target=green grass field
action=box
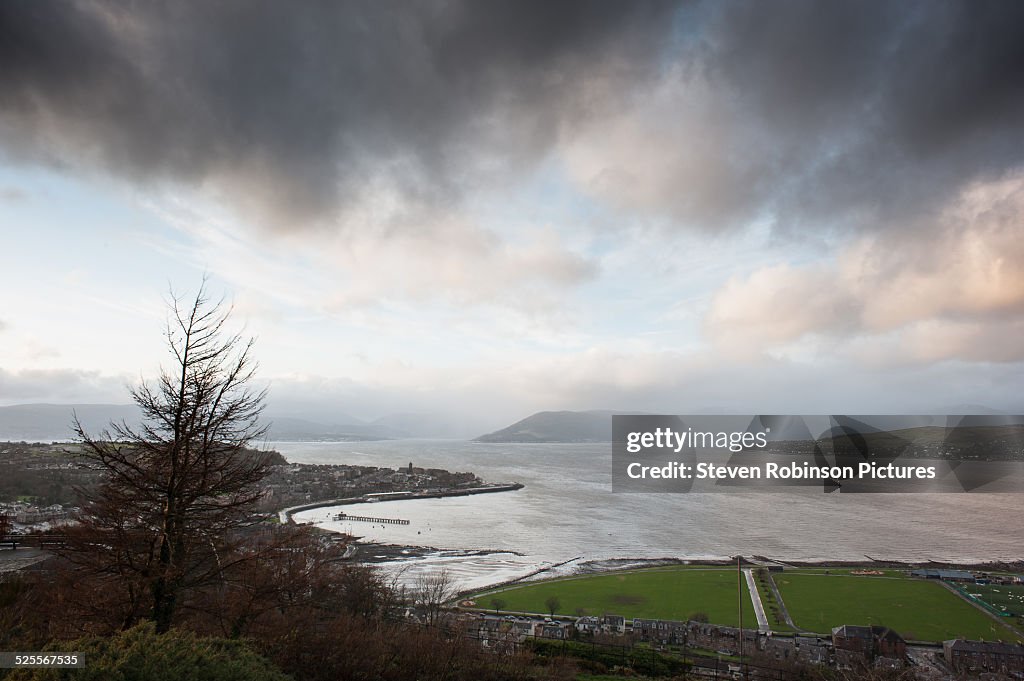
[752,570,794,632]
[962,583,1024,617]
[472,568,754,626]
[775,573,1022,642]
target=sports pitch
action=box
[774,573,1022,642]
[473,567,754,626]
[962,583,1024,618]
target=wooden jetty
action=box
[332,512,409,525]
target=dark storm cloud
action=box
[1,0,1022,234]
[697,0,1024,232]
[0,0,676,228]
[561,1,1024,234]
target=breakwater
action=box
[279,482,524,523]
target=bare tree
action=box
[67,282,275,633]
[413,569,456,626]
[545,595,560,617]
[490,597,506,615]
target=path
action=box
[743,568,770,632]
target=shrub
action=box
[6,622,290,681]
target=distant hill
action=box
[474,410,621,443]
[811,415,1024,441]
[474,411,1024,445]
[817,422,1024,457]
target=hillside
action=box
[818,422,1024,460]
[474,410,619,443]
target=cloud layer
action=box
[564,0,1024,233]
[3,1,1022,237]
[706,172,1024,362]
[2,1,1023,418]
[0,0,674,230]
[0,367,130,404]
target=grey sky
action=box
[1,1,1022,427]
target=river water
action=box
[278,440,1024,589]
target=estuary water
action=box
[279,440,1024,589]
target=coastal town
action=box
[3,439,1023,679]
[452,563,1024,680]
[454,603,1024,679]
[0,441,494,536]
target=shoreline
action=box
[574,555,1024,572]
[455,555,1024,600]
[334,543,1024,574]
[341,543,1024,586]
[289,496,1024,577]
